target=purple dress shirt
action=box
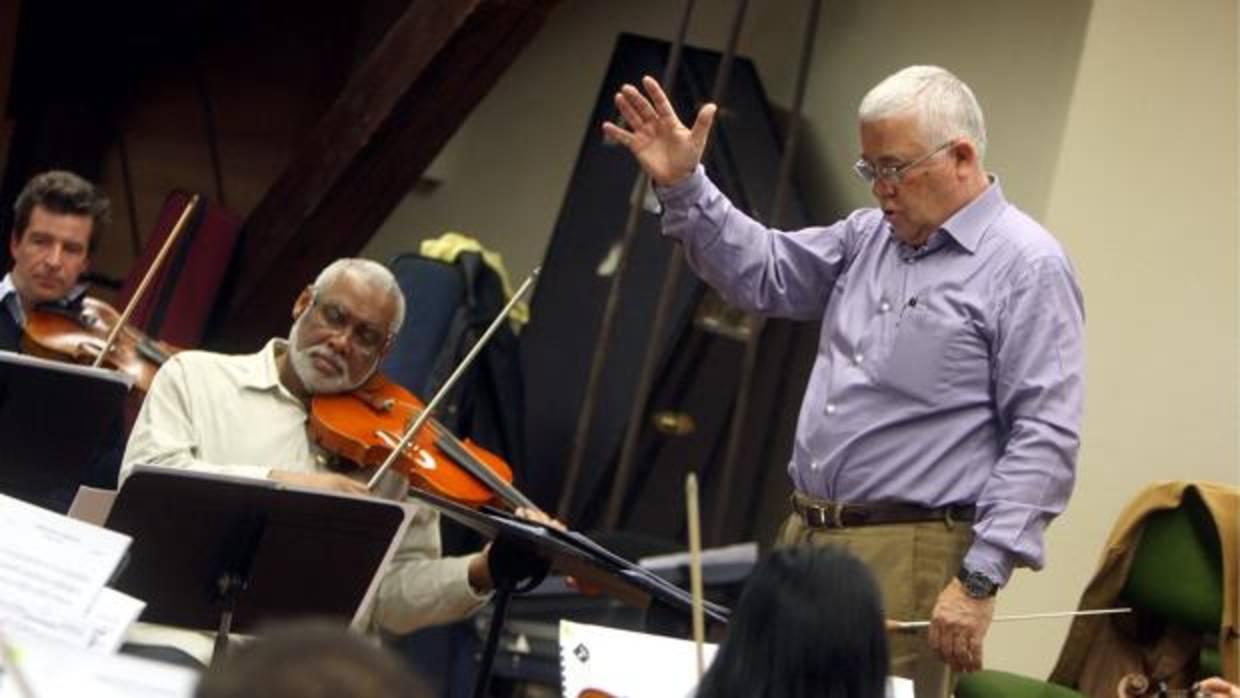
[658,167,1084,585]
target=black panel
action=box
[522,34,817,541]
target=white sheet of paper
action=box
[560,620,716,698]
[560,620,916,698]
[83,588,146,653]
[0,637,196,698]
[0,493,130,615]
[889,676,914,698]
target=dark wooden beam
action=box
[207,0,560,350]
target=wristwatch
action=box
[957,567,999,599]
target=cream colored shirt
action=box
[121,339,487,662]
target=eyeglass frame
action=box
[853,139,957,185]
[305,290,394,358]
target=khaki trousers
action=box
[776,509,974,698]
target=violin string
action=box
[384,401,531,508]
[405,407,530,508]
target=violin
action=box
[17,193,200,393]
[310,373,536,509]
[22,296,180,392]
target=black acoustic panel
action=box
[522,33,814,532]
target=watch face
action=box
[959,569,997,598]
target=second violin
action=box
[22,296,180,392]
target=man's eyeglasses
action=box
[853,140,955,185]
[308,296,390,356]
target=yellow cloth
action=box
[419,232,530,326]
[1049,480,1239,690]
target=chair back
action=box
[1120,487,1223,634]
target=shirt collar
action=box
[245,338,291,394]
[0,274,23,326]
[938,175,1008,254]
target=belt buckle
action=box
[805,503,844,528]
[831,504,845,528]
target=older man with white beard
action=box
[120,258,526,666]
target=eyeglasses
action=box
[308,295,391,356]
[853,140,955,185]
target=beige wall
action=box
[367,0,1240,679]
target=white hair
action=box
[858,65,987,160]
[312,258,406,335]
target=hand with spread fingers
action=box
[928,578,994,673]
[601,74,717,187]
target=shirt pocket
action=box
[878,307,971,403]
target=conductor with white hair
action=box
[604,66,1085,696]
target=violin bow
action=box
[366,267,539,498]
[91,194,201,369]
[685,472,706,679]
[885,606,1132,632]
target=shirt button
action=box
[879,301,891,313]
[825,402,837,415]
[853,353,864,365]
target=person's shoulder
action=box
[160,346,269,386]
[825,206,886,249]
[990,204,1070,265]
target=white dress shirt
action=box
[121,339,488,662]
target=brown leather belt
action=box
[791,492,975,529]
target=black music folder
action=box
[0,351,131,512]
[406,488,730,625]
[106,466,411,637]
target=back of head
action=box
[858,65,988,160]
[194,620,429,698]
[696,546,889,698]
[12,170,110,250]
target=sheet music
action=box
[0,350,134,389]
[82,588,146,653]
[559,620,914,698]
[0,492,142,656]
[560,620,717,698]
[0,493,130,615]
[0,637,196,698]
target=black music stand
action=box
[405,488,730,698]
[105,466,411,661]
[0,351,131,512]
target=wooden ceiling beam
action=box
[208,0,559,350]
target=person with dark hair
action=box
[194,619,431,698]
[1,170,121,507]
[0,169,110,351]
[696,545,889,698]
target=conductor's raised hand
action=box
[601,75,717,187]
